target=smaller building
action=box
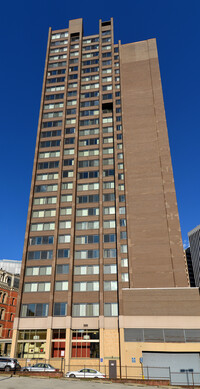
[188,225,200,286]
[0,259,21,275]
[0,270,19,356]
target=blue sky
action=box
[1,0,199,259]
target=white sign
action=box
[61,350,65,357]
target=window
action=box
[32,209,56,218]
[74,265,99,275]
[121,244,128,253]
[66,108,76,115]
[65,127,75,134]
[25,266,52,276]
[72,304,99,317]
[104,303,118,316]
[119,207,126,214]
[39,138,61,147]
[27,250,53,260]
[79,118,99,127]
[46,85,65,92]
[47,69,66,75]
[79,138,99,146]
[122,273,129,282]
[118,173,124,180]
[81,83,99,90]
[33,196,57,205]
[63,148,74,156]
[102,85,112,91]
[53,302,67,316]
[119,184,125,191]
[103,147,113,154]
[63,158,74,166]
[67,99,77,106]
[40,129,61,137]
[78,159,99,167]
[79,149,99,157]
[82,66,99,74]
[35,184,58,193]
[80,91,99,99]
[120,231,127,239]
[104,281,117,291]
[103,169,114,177]
[79,128,99,136]
[77,183,99,191]
[80,109,99,116]
[103,158,114,165]
[78,171,99,179]
[38,161,59,170]
[61,182,73,190]
[55,281,68,291]
[104,264,117,274]
[24,282,51,292]
[103,206,115,215]
[103,181,115,190]
[119,195,125,202]
[73,281,99,292]
[75,250,99,259]
[60,207,72,216]
[76,221,99,230]
[51,32,68,39]
[30,222,55,232]
[48,61,66,68]
[120,218,126,226]
[103,234,116,243]
[71,329,99,358]
[56,264,69,274]
[58,234,71,243]
[75,235,99,244]
[118,163,124,169]
[29,235,54,246]
[77,194,99,204]
[103,220,116,228]
[76,209,99,217]
[103,136,113,143]
[59,221,71,229]
[102,60,112,66]
[61,194,73,202]
[57,249,70,258]
[103,193,115,202]
[20,304,48,317]
[50,40,68,47]
[104,249,117,258]
[81,75,99,82]
[121,258,128,267]
[44,102,64,110]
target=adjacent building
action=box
[188,225,200,287]
[10,18,200,379]
[0,259,22,275]
[185,247,196,287]
[0,270,19,355]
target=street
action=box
[0,376,169,389]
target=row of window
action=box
[25,263,128,277]
[23,279,130,293]
[20,302,118,318]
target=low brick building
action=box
[0,269,19,355]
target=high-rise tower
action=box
[12,19,200,378]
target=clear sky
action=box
[1,0,199,260]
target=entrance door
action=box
[109,360,117,379]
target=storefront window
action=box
[17,330,47,358]
[71,329,99,358]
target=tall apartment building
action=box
[11,18,200,377]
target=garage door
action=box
[142,352,200,385]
